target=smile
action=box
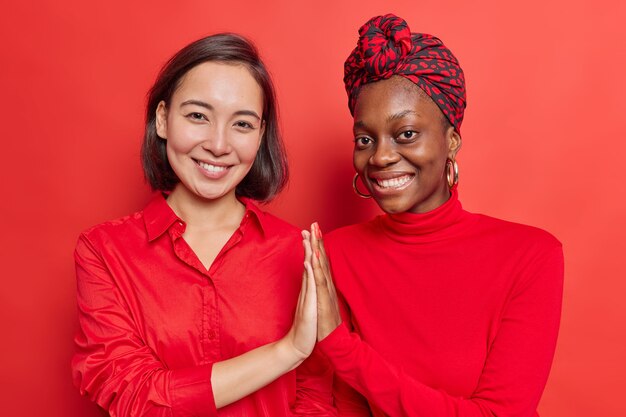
[372,174,414,190]
[193,158,231,179]
[196,160,228,173]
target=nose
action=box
[202,126,231,157]
[369,138,400,167]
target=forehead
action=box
[354,76,442,122]
[173,62,263,108]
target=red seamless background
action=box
[1,1,625,416]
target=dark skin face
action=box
[352,76,462,214]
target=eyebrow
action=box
[387,109,419,122]
[180,99,261,120]
[353,120,367,130]
[353,110,420,130]
[180,99,213,110]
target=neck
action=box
[166,184,245,231]
[380,187,466,243]
[408,184,452,215]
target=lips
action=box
[193,158,231,178]
[368,172,415,191]
[375,175,413,188]
[195,160,228,173]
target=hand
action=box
[279,236,318,368]
[305,222,342,341]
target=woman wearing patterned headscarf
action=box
[303,14,563,416]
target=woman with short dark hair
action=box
[72,33,333,416]
[141,34,287,200]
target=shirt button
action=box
[208,330,216,339]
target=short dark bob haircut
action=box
[141,33,288,202]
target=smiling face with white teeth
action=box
[156,61,264,203]
[352,76,461,214]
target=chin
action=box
[186,183,231,201]
[374,197,411,214]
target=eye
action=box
[186,112,207,121]
[397,130,417,141]
[354,137,373,149]
[234,120,254,130]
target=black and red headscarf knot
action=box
[344,14,467,134]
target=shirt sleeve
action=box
[329,290,373,416]
[333,375,372,416]
[318,244,564,417]
[291,347,338,415]
[71,234,217,417]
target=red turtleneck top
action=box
[317,190,563,417]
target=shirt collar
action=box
[238,197,267,237]
[143,193,266,242]
[143,192,180,242]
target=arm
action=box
[290,347,337,415]
[333,377,373,417]
[289,232,338,416]
[308,226,564,417]
[72,234,318,417]
[302,225,371,416]
[330,293,372,417]
[212,244,318,409]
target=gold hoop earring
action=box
[353,173,372,199]
[446,159,459,189]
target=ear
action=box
[446,126,462,159]
[155,100,168,139]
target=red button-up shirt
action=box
[72,194,335,416]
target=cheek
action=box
[165,137,194,160]
[234,135,262,163]
[165,143,186,177]
[410,139,447,167]
[353,151,368,172]
[166,118,207,153]
[164,128,200,169]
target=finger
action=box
[309,222,320,251]
[309,224,340,307]
[311,256,334,309]
[307,237,327,288]
[295,264,308,317]
[310,236,333,295]
[305,261,317,297]
[309,256,327,292]
[308,224,323,270]
[303,261,317,319]
[308,224,337,306]
[313,222,328,257]
[301,231,312,265]
[311,223,331,272]
[297,233,313,314]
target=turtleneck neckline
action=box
[377,188,471,244]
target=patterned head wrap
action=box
[344,14,466,134]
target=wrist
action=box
[275,336,307,371]
[319,319,342,341]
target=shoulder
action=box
[473,213,562,251]
[257,210,300,236]
[244,200,300,243]
[468,213,564,275]
[471,213,564,297]
[325,218,379,250]
[243,203,304,265]
[76,210,145,253]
